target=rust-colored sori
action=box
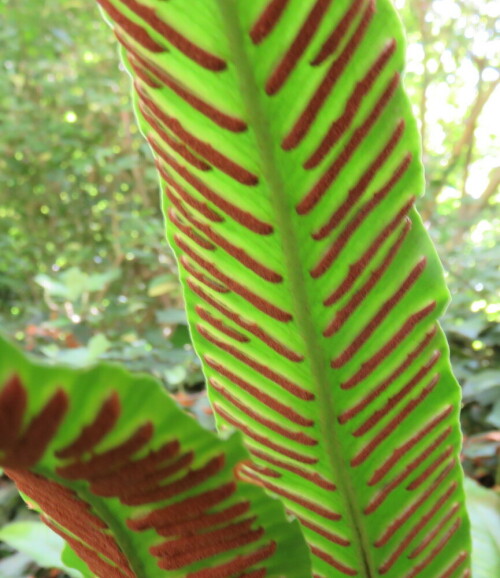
[0,375,275,577]
[2,0,472,576]
[92,0,470,576]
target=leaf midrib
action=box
[215,1,375,576]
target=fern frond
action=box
[94,1,471,576]
[0,337,311,577]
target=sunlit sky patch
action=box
[396,0,499,206]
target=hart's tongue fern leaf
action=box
[0,1,471,576]
[0,338,311,577]
[95,0,471,576]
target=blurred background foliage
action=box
[0,0,498,575]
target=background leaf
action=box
[464,477,500,578]
[0,521,83,578]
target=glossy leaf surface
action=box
[95,1,471,576]
[0,337,310,577]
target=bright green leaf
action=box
[94,0,472,575]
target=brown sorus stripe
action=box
[48,511,129,569]
[409,503,459,559]
[307,40,397,167]
[146,120,210,172]
[215,404,317,464]
[439,552,469,578]
[297,74,400,215]
[248,447,334,490]
[142,106,211,171]
[310,546,357,575]
[156,502,250,537]
[177,237,291,321]
[99,439,180,481]
[167,186,282,282]
[137,85,257,182]
[182,258,230,294]
[0,375,27,452]
[378,485,458,574]
[243,461,281,479]
[338,302,437,385]
[369,411,452,486]
[129,49,245,132]
[23,502,108,554]
[314,123,407,243]
[296,515,349,545]
[189,262,238,297]
[51,517,130,570]
[351,376,439,467]
[353,353,441,436]
[406,519,462,578]
[7,470,106,530]
[3,389,68,470]
[325,221,411,339]
[169,208,215,251]
[243,472,340,521]
[57,423,153,480]
[115,25,164,56]
[324,201,409,310]
[38,497,109,544]
[407,445,454,490]
[117,0,226,70]
[333,258,428,368]
[44,519,133,578]
[283,1,375,150]
[56,392,120,459]
[92,451,193,498]
[250,0,290,44]
[206,359,312,426]
[162,116,258,185]
[151,517,259,556]
[98,0,165,53]
[96,453,194,499]
[375,460,456,547]
[317,192,412,285]
[185,543,276,578]
[160,153,271,234]
[156,162,222,222]
[266,0,333,95]
[122,455,225,506]
[128,483,236,531]
[8,474,132,574]
[312,0,366,65]
[157,529,264,569]
[199,327,311,400]
[211,378,317,445]
[312,121,412,241]
[128,54,161,88]
[197,306,248,342]
[339,327,437,425]
[364,428,452,515]
[188,280,303,362]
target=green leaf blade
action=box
[95,1,471,576]
[0,337,311,577]
[464,478,500,578]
